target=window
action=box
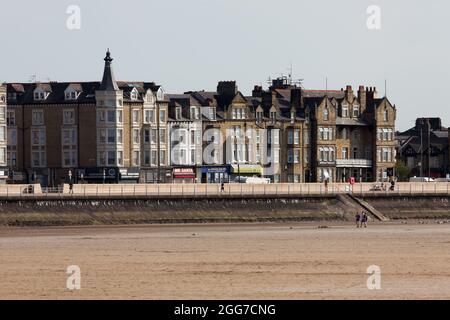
[0,126,5,142]
[190,107,200,120]
[62,128,77,146]
[323,108,329,121]
[144,150,151,166]
[62,150,77,167]
[98,110,106,122]
[7,151,17,167]
[294,149,300,164]
[151,129,157,144]
[341,104,349,117]
[159,128,166,144]
[107,110,115,123]
[32,151,46,167]
[132,110,140,123]
[117,129,123,144]
[273,149,280,163]
[132,150,140,166]
[32,110,44,125]
[342,147,348,160]
[107,151,116,166]
[304,130,310,145]
[33,90,47,101]
[63,109,75,125]
[160,150,166,165]
[341,128,348,140]
[256,111,263,122]
[117,110,123,124]
[145,109,155,123]
[144,129,150,143]
[294,130,300,145]
[288,131,294,144]
[191,131,196,145]
[353,105,360,117]
[287,149,294,163]
[383,108,388,121]
[31,129,45,146]
[151,150,157,166]
[130,89,139,100]
[270,111,277,121]
[0,107,5,122]
[8,128,17,145]
[7,111,15,125]
[133,129,140,144]
[159,110,166,123]
[107,129,116,143]
[175,107,182,120]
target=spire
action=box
[99,49,119,91]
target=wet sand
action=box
[0,222,450,299]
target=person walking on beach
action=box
[355,212,361,228]
[361,212,368,228]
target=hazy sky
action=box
[0,0,449,130]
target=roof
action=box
[98,50,119,91]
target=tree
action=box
[395,160,411,182]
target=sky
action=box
[0,0,449,131]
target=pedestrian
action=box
[355,212,361,228]
[361,212,368,228]
[69,182,74,194]
[220,182,225,193]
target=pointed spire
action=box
[99,49,119,91]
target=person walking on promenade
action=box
[220,182,225,193]
[355,212,361,228]
[361,212,368,228]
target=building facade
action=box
[3,53,397,185]
[396,118,450,179]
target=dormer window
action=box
[175,107,182,120]
[256,111,263,122]
[130,88,139,100]
[190,107,200,120]
[34,89,49,101]
[353,105,360,117]
[341,104,349,117]
[270,111,277,121]
[65,90,79,101]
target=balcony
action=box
[335,159,372,168]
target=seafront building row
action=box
[0,51,397,186]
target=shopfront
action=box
[172,167,196,184]
[119,168,140,184]
[201,165,231,183]
[76,167,120,184]
[230,164,262,182]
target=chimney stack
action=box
[358,85,366,109]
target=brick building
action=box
[3,52,397,185]
[6,51,168,186]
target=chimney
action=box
[345,85,354,102]
[252,85,263,98]
[366,87,374,109]
[290,88,302,109]
[358,85,366,109]
[217,81,237,97]
[262,90,276,108]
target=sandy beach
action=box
[1,222,450,300]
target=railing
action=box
[335,159,372,167]
[0,182,450,199]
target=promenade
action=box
[0,182,449,200]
